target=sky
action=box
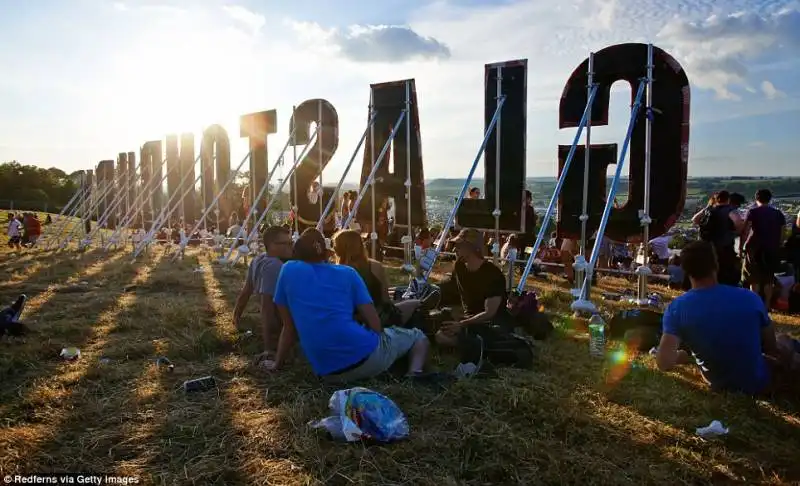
[0,0,799,182]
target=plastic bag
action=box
[309,387,409,443]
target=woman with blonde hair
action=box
[333,229,422,326]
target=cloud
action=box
[657,8,800,100]
[289,22,451,63]
[222,5,266,34]
[761,80,786,100]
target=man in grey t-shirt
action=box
[233,226,294,355]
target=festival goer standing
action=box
[692,190,742,286]
[267,228,429,381]
[7,213,22,250]
[340,192,352,228]
[232,226,294,358]
[741,189,786,306]
[516,190,537,254]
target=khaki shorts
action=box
[324,327,427,383]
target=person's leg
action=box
[395,300,421,324]
[11,295,26,322]
[561,248,574,283]
[763,252,782,308]
[327,327,429,382]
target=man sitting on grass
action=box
[656,241,799,395]
[435,229,513,348]
[232,225,294,359]
[265,228,430,382]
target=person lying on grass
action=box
[265,228,430,382]
[232,225,294,361]
[656,240,799,396]
[332,229,439,328]
[435,228,514,348]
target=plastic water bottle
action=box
[588,313,606,358]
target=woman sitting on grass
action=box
[333,229,430,327]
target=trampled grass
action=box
[1,240,799,485]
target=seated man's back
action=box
[663,284,770,394]
[274,260,379,375]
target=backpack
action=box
[699,206,733,245]
[457,326,535,369]
[508,290,554,340]
[607,309,663,352]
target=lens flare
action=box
[605,344,638,386]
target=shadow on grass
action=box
[0,251,132,417]
[0,252,161,473]
[85,251,259,484]
[604,357,800,483]
[0,248,109,302]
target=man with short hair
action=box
[232,225,294,356]
[436,228,512,347]
[267,228,429,381]
[656,241,796,395]
[741,189,786,305]
[468,187,481,199]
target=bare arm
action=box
[760,322,780,360]
[357,303,383,333]
[273,305,297,368]
[232,279,254,329]
[740,220,752,254]
[729,211,744,234]
[459,296,502,326]
[655,333,691,371]
[371,260,392,303]
[691,208,707,226]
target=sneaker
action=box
[419,288,441,312]
[11,295,27,322]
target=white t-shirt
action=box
[7,219,22,237]
[649,235,672,260]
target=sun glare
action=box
[110,19,258,137]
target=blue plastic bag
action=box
[310,387,409,443]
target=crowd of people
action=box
[6,186,800,397]
[230,185,798,396]
[231,224,523,382]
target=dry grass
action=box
[1,240,799,485]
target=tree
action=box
[0,161,81,211]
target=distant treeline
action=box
[0,161,81,212]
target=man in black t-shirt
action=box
[435,228,512,348]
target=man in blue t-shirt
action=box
[267,228,429,382]
[656,241,781,395]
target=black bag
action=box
[607,309,663,352]
[458,326,535,369]
[508,290,554,340]
[698,206,733,245]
